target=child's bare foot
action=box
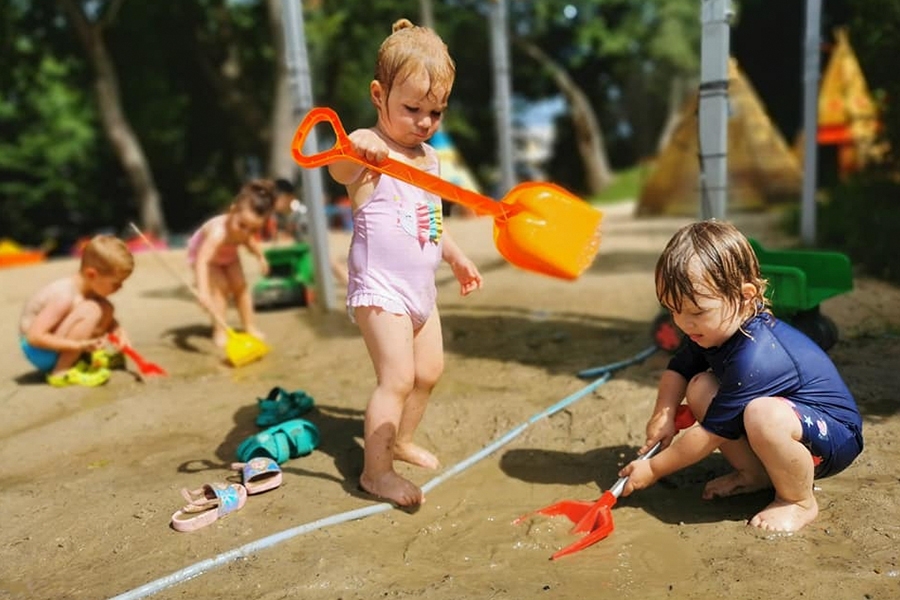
[212,329,228,348]
[246,326,266,340]
[394,442,440,470]
[359,470,424,507]
[749,497,818,533]
[702,470,771,499]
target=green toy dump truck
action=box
[252,243,314,309]
[652,238,853,352]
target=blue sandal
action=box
[236,418,320,464]
[255,387,315,427]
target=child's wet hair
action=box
[233,179,277,217]
[81,235,134,277]
[375,18,455,103]
[655,220,768,320]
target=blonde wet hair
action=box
[655,220,768,322]
[80,235,134,277]
[374,18,455,104]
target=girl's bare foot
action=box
[212,329,227,348]
[360,470,424,507]
[246,326,266,340]
[749,497,818,532]
[702,470,771,499]
[394,442,440,470]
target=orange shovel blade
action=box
[551,506,615,560]
[513,499,596,526]
[493,182,602,281]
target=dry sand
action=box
[1,203,899,600]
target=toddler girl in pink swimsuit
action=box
[187,179,275,348]
[327,18,483,507]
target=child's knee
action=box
[743,397,796,438]
[686,371,718,402]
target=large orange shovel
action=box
[291,107,602,280]
[515,404,696,560]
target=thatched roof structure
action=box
[636,59,802,217]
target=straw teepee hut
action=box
[816,28,884,177]
[636,59,802,217]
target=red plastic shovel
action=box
[291,107,603,281]
[516,404,696,560]
[108,333,168,377]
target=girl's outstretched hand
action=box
[450,258,483,296]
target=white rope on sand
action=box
[109,366,626,600]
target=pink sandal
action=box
[230,457,283,495]
[170,482,247,532]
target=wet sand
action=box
[1,203,899,600]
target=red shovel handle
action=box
[107,333,167,377]
[291,107,509,218]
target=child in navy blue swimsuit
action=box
[619,220,862,533]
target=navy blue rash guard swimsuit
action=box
[667,312,863,478]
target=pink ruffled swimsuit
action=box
[186,215,240,267]
[346,158,444,330]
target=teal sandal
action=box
[255,387,315,427]
[236,418,320,464]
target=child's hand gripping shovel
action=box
[291,107,603,280]
[129,223,270,368]
[107,332,168,377]
[515,404,696,560]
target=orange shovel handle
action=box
[291,107,510,219]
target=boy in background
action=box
[19,235,135,387]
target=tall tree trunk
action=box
[58,0,168,236]
[267,0,298,181]
[517,40,613,194]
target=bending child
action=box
[619,220,862,533]
[19,234,135,387]
[187,179,275,347]
[326,19,483,507]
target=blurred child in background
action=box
[19,235,134,387]
[187,179,275,347]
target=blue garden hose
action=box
[110,345,652,600]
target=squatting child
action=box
[619,220,862,533]
[19,234,135,387]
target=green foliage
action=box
[817,174,900,284]
[0,41,100,245]
[848,0,900,172]
[588,163,650,204]
[512,0,701,169]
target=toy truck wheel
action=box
[789,308,839,352]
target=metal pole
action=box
[489,0,516,196]
[281,0,337,311]
[698,0,734,220]
[419,0,434,29]
[800,0,822,246]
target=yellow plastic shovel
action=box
[129,224,270,367]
